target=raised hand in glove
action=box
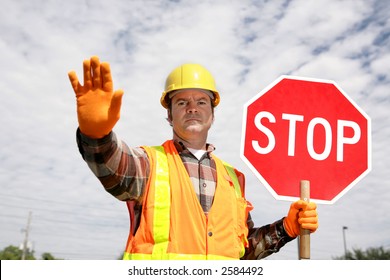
[68,56,124,139]
[283,200,318,238]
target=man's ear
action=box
[166,109,173,126]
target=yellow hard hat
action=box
[160,63,220,109]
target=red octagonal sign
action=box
[241,76,371,204]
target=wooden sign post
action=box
[299,180,310,259]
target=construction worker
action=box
[68,56,318,260]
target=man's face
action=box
[169,89,214,141]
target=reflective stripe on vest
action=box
[123,141,249,260]
[151,146,170,258]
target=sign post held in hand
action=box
[299,180,310,259]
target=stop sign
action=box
[241,75,371,204]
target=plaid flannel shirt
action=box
[76,129,294,259]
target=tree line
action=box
[1,244,389,260]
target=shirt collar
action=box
[173,140,216,155]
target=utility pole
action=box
[342,226,348,259]
[21,211,32,260]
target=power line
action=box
[0,193,124,214]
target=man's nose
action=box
[186,102,198,113]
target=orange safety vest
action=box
[123,140,253,260]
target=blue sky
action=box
[0,0,389,260]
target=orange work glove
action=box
[68,56,124,139]
[283,200,318,238]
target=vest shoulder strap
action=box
[220,160,242,198]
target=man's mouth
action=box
[185,115,201,122]
[185,119,201,124]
